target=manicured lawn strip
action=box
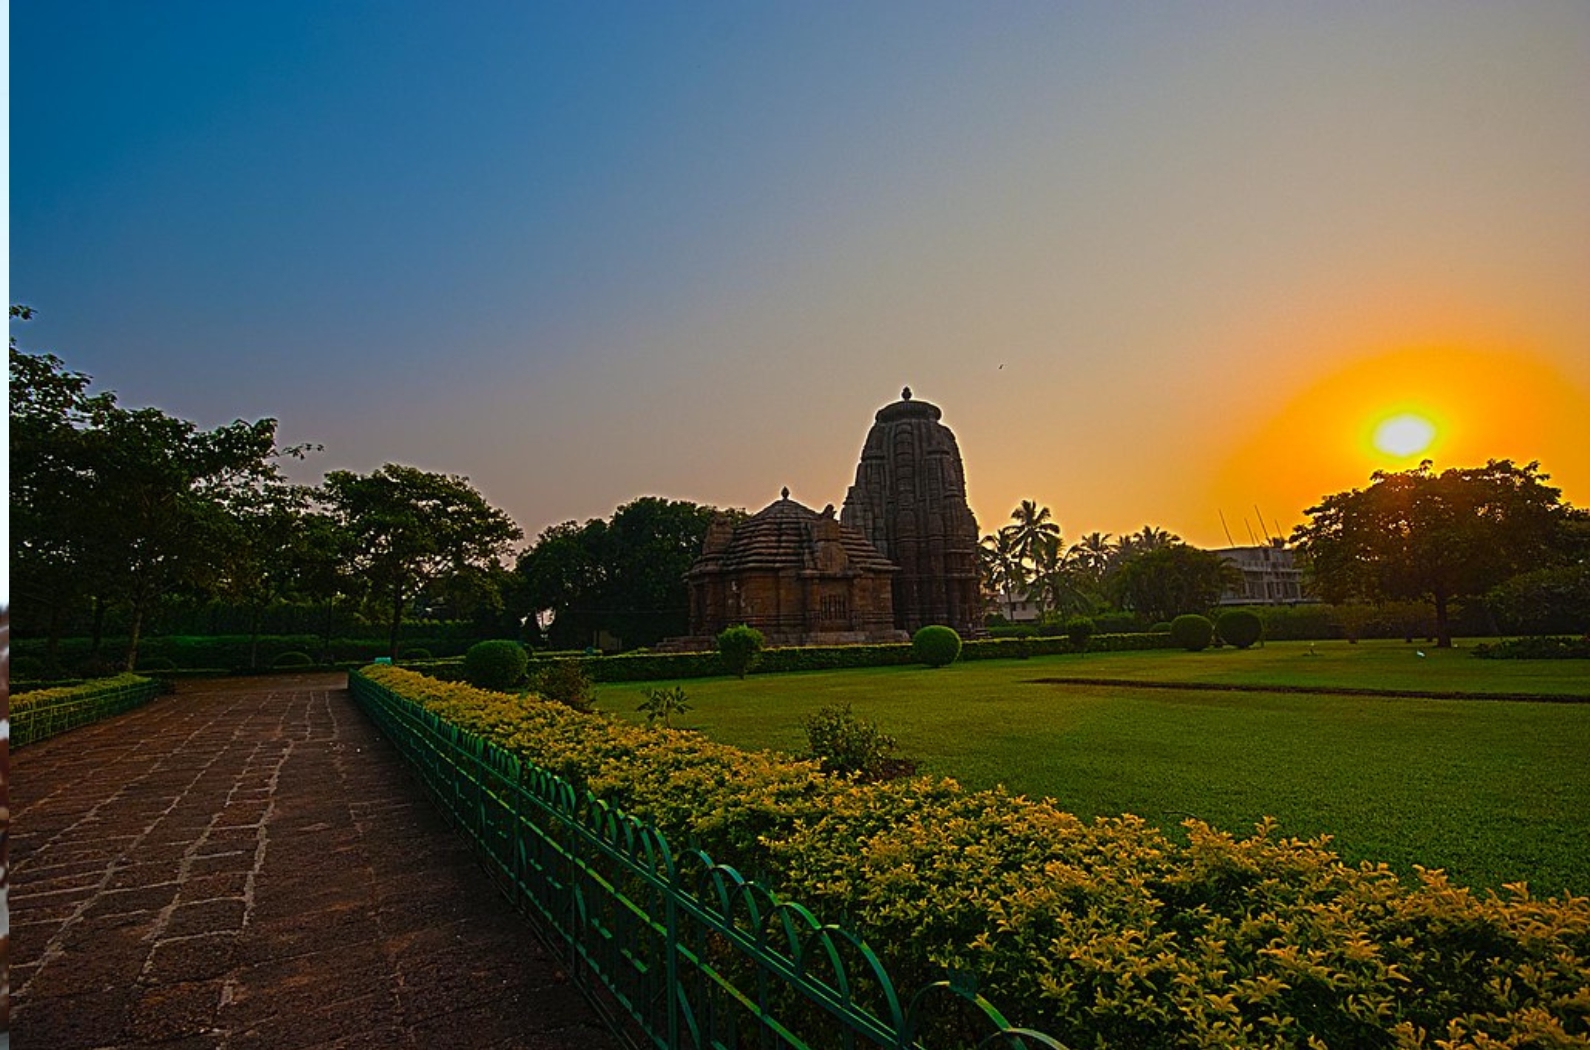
[597,646,1590,894]
[1005,638,1590,696]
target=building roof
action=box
[691,491,897,576]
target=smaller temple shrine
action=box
[685,489,905,646]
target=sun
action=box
[1372,413,1438,457]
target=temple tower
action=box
[841,388,981,634]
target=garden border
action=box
[348,669,1067,1050]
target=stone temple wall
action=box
[841,389,982,635]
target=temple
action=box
[685,489,904,646]
[682,388,981,646]
[841,388,982,635]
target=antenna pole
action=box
[1218,510,1237,547]
[1254,505,1273,544]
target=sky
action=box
[9,1,1590,559]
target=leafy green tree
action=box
[603,497,723,646]
[320,464,522,658]
[12,317,303,670]
[510,518,609,649]
[1291,460,1578,647]
[9,329,116,668]
[90,407,289,669]
[1112,544,1239,625]
[1486,564,1590,636]
[510,497,733,649]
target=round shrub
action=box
[1216,609,1264,650]
[271,651,315,668]
[716,624,766,679]
[1149,621,1173,634]
[399,646,433,661]
[463,639,529,692]
[912,625,963,667]
[1169,614,1214,652]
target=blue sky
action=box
[9,1,1589,559]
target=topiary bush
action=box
[462,639,529,692]
[717,624,765,679]
[1150,621,1173,634]
[399,646,433,661]
[1216,609,1263,649]
[1169,614,1214,652]
[1065,616,1096,655]
[912,625,963,667]
[271,650,315,668]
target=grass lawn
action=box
[597,640,1590,895]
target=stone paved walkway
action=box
[9,674,624,1050]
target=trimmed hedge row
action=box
[11,674,162,747]
[11,634,473,674]
[359,665,1590,1049]
[557,632,1177,682]
[1472,636,1590,660]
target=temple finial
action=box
[781,486,790,500]
[901,386,912,401]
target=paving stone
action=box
[142,933,240,984]
[11,672,622,1047]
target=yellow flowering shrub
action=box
[10,673,152,714]
[359,666,1590,1049]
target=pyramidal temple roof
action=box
[698,490,897,575]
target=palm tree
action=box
[1113,524,1179,564]
[1026,535,1090,619]
[1008,500,1061,573]
[980,528,1027,621]
[1068,531,1115,584]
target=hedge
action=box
[1471,636,1590,660]
[11,674,162,747]
[10,633,478,674]
[542,632,1177,683]
[359,665,1590,1049]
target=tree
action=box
[979,529,1026,621]
[1291,460,1578,647]
[1026,536,1091,619]
[9,332,117,668]
[1007,500,1061,569]
[214,480,317,668]
[603,497,723,646]
[90,407,290,669]
[1112,543,1240,625]
[1113,525,1179,563]
[509,497,732,650]
[320,464,522,658]
[511,519,609,648]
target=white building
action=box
[1214,544,1307,605]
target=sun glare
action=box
[1372,413,1437,457]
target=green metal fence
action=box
[349,671,1068,1050]
[11,676,163,748]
